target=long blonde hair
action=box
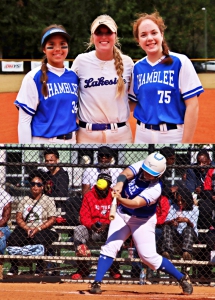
[87,15,125,98]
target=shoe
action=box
[76,244,91,257]
[34,270,44,276]
[71,267,90,280]
[162,251,171,259]
[179,273,193,295]
[7,265,18,276]
[109,269,122,279]
[89,281,102,294]
[183,251,192,260]
[34,263,44,276]
[71,273,83,280]
[112,273,121,279]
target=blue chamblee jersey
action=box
[129,52,204,125]
[120,162,162,218]
[15,67,79,138]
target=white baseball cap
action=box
[91,15,117,34]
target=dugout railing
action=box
[0,144,215,285]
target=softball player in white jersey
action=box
[71,15,134,144]
[15,25,78,144]
[89,152,193,295]
[129,11,204,144]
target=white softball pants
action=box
[77,123,133,144]
[101,207,162,270]
[32,135,76,144]
[134,123,184,143]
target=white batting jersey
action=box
[14,64,79,138]
[129,52,204,125]
[120,160,162,218]
[71,50,134,123]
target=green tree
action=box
[0,0,103,58]
[0,0,215,59]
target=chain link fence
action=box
[0,144,215,285]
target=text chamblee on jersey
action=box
[84,77,126,88]
[44,82,78,99]
[137,70,175,89]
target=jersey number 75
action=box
[158,90,171,104]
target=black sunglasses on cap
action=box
[30,182,43,187]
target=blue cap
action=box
[41,28,71,46]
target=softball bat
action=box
[109,197,117,220]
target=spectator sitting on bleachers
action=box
[0,187,12,254]
[185,149,214,194]
[82,146,122,197]
[203,168,215,192]
[196,190,215,230]
[156,195,171,250]
[71,173,121,280]
[43,148,69,270]
[7,170,58,276]
[43,148,69,198]
[161,187,199,261]
[43,148,69,217]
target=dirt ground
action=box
[0,89,215,144]
[0,282,215,300]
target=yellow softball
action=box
[96,179,108,190]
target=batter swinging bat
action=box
[109,197,117,220]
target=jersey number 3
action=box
[158,90,171,103]
[72,101,78,113]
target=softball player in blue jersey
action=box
[14,24,79,144]
[129,11,204,144]
[89,152,193,295]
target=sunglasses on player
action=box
[30,182,43,187]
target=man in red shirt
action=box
[156,195,171,247]
[71,173,121,280]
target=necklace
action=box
[100,61,107,70]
